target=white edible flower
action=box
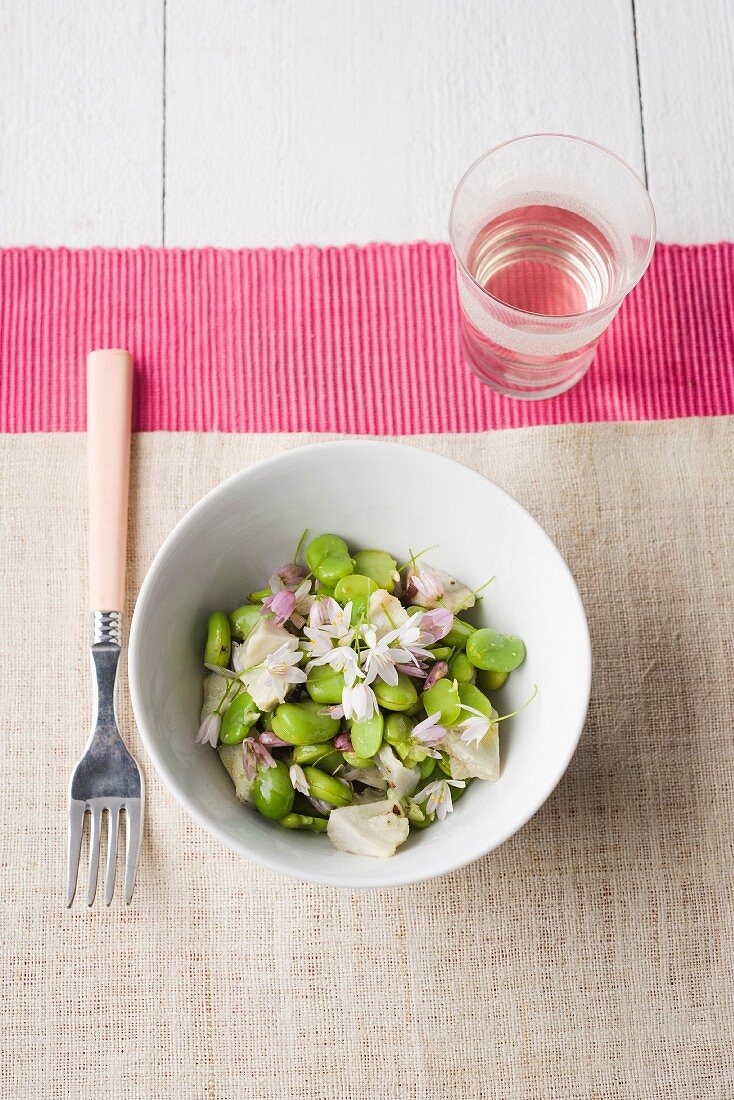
[307,644,362,687]
[195,712,221,748]
[262,643,307,699]
[289,764,310,796]
[414,777,465,821]
[341,680,378,722]
[411,564,445,602]
[457,703,492,746]
[302,598,354,659]
[360,622,429,686]
[411,711,446,757]
[388,617,433,665]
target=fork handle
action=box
[87,350,133,614]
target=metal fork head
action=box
[67,796,143,907]
[66,613,144,907]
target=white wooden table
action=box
[1,0,732,247]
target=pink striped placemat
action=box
[1,243,733,433]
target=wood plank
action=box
[165,0,644,246]
[0,1,163,246]
[636,0,734,241]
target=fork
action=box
[66,349,144,907]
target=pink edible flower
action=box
[419,607,453,643]
[334,732,354,753]
[411,711,447,756]
[276,562,307,586]
[242,736,278,779]
[261,588,297,626]
[258,730,291,748]
[394,662,428,680]
[409,565,444,603]
[424,660,449,690]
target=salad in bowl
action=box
[196,532,533,858]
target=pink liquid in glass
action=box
[459,203,624,397]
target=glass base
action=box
[460,321,598,400]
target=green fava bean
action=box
[291,743,343,774]
[466,628,526,673]
[417,757,438,782]
[220,690,260,744]
[252,760,295,820]
[248,587,272,603]
[448,652,475,684]
[352,549,399,593]
[422,678,462,725]
[204,611,231,667]
[350,709,384,758]
[279,813,329,833]
[302,766,353,807]
[291,740,336,766]
[306,534,355,588]
[334,573,378,617]
[306,663,345,705]
[384,713,415,746]
[271,700,339,745]
[229,604,262,642]
[476,668,509,692]
[342,751,374,768]
[373,673,419,713]
[458,682,493,718]
[408,804,435,829]
[259,709,276,732]
[428,646,452,661]
[444,617,476,649]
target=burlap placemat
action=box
[2,420,733,1099]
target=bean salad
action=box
[196,533,532,857]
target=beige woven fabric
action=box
[2,420,733,1099]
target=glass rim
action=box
[448,132,657,323]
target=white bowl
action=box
[129,441,590,888]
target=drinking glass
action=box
[449,134,656,399]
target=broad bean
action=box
[302,766,353,807]
[466,628,525,673]
[444,617,476,649]
[428,646,452,661]
[422,678,462,725]
[252,760,295,820]
[220,690,260,744]
[248,587,271,603]
[272,699,340,745]
[448,652,476,684]
[373,673,419,713]
[384,713,415,747]
[350,709,384,758]
[204,611,231,667]
[352,549,399,593]
[342,751,375,768]
[457,682,493,718]
[416,757,438,782]
[476,669,509,692]
[306,534,355,587]
[229,604,262,642]
[291,742,344,774]
[334,573,378,617]
[279,813,329,833]
[306,663,345,705]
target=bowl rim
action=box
[129,439,592,888]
